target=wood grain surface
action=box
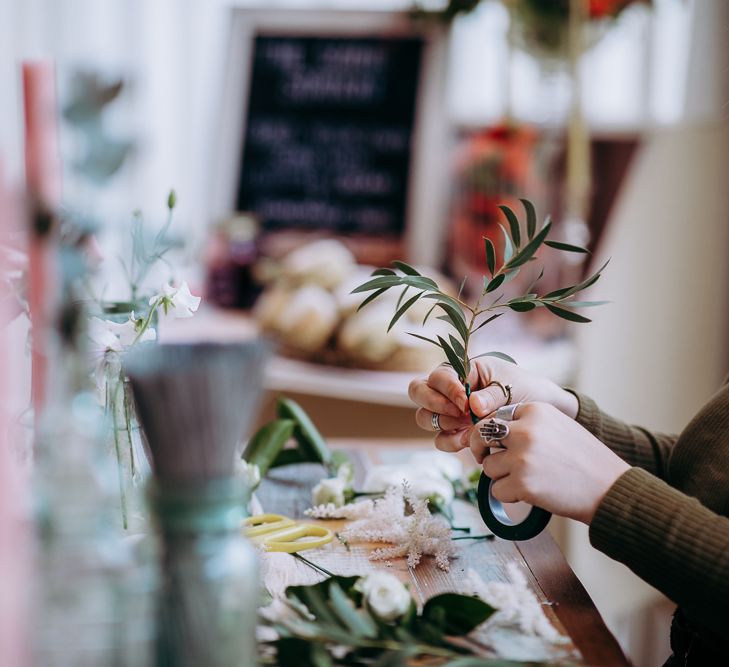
[256,441,629,666]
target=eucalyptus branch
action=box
[352,198,608,384]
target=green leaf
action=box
[521,198,537,240]
[561,300,610,308]
[448,335,468,376]
[501,267,521,286]
[391,260,421,276]
[242,419,295,478]
[421,593,495,636]
[351,275,437,294]
[484,274,505,294]
[388,292,422,332]
[277,397,332,466]
[421,302,438,325]
[437,336,467,379]
[544,259,609,300]
[507,301,537,312]
[356,287,388,312]
[457,275,468,300]
[434,302,469,341]
[395,286,410,310]
[544,240,590,254]
[545,303,592,323]
[270,447,319,468]
[484,237,496,276]
[472,312,504,333]
[328,582,378,638]
[504,219,552,270]
[371,267,396,276]
[526,267,545,294]
[499,205,521,248]
[469,350,517,364]
[407,332,441,348]
[498,224,514,264]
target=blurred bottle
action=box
[32,302,156,667]
[205,214,262,310]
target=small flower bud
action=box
[167,189,177,210]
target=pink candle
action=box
[0,164,29,667]
[22,61,62,415]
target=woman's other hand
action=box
[408,358,579,452]
[473,402,630,524]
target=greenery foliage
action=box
[352,200,607,389]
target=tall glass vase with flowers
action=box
[90,192,202,530]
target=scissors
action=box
[242,514,333,553]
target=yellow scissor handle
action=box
[259,524,334,553]
[242,514,295,538]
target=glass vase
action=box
[102,299,156,531]
[33,363,157,666]
[150,478,259,667]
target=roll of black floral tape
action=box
[477,471,551,541]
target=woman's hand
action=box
[408,359,578,452]
[473,402,630,524]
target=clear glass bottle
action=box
[150,477,259,667]
[32,327,156,666]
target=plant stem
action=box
[452,534,495,541]
[107,372,129,530]
[291,553,336,578]
[132,295,164,345]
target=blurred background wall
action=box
[1,1,727,665]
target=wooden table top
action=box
[256,440,629,667]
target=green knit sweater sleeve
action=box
[566,390,677,479]
[590,467,729,639]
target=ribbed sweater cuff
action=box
[563,389,662,473]
[590,467,661,558]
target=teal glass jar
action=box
[150,478,259,667]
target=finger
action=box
[489,476,521,503]
[482,449,511,480]
[426,367,469,414]
[408,378,464,418]
[415,408,470,433]
[468,426,508,464]
[434,428,469,453]
[469,384,510,419]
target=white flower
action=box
[335,461,354,487]
[465,564,567,643]
[310,463,354,508]
[150,281,201,319]
[339,484,456,571]
[236,459,261,491]
[88,315,157,397]
[311,476,347,507]
[356,572,411,621]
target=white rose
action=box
[150,281,201,319]
[356,572,411,621]
[311,476,347,507]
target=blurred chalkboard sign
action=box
[215,10,449,266]
[237,36,422,236]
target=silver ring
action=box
[495,403,520,422]
[479,418,510,443]
[431,412,442,432]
